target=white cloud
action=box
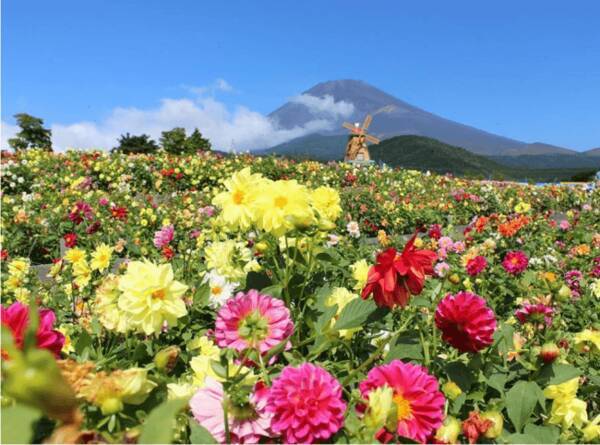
[1,82,354,152]
[183,78,235,96]
[290,94,354,119]
[1,121,19,150]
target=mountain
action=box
[259,134,347,160]
[584,147,600,157]
[368,135,511,177]
[267,80,577,156]
[491,153,600,169]
[504,142,577,156]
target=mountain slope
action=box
[268,80,576,156]
[584,147,600,157]
[368,135,511,177]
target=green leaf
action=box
[333,298,376,330]
[523,424,559,444]
[537,363,581,386]
[505,381,540,433]
[486,372,508,394]
[315,305,337,333]
[189,420,217,444]
[386,333,423,361]
[505,433,538,444]
[445,361,474,392]
[1,404,41,444]
[139,398,189,444]
[244,271,271,291]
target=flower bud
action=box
[318,220,337,231]
[557,284,571,302]
[481,410,504,439]
[3,349,77,422]
[254,242,268,253]
[101,397,124,415]
[442,381,462,401]
[154,346,180,373]
[449,274,460,284]
[435,416,461,444]
[540,343,560,363]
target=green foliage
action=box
[505,381,543,433]
[1,404,42,444]
[186,128,211,152]
[160,127,188,154]
[113,133,158,154]
[159,127,211,154]
[8,113,53,152]
[139,398,189,444]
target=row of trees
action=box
[6,113,212,154]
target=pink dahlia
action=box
[1,302,64,357]
[153,224,174,249]
[435,292,497,353]
[502,250,529,275]
[266,363,346,443]
[515,303,553,326]
[466,256,487,276]
[190,378,272,444]
[215,290,293,355]
[359,360,445,443]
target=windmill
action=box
[342,114,380,162]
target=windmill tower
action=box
[342,114,380,162]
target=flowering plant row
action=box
[1,149,599,444]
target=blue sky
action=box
[2,0,599,151]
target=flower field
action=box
[1,149,599,444]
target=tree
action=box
[112,133,158,154]
[160,127,188,154]
[185,128,211,152]
[8,113,53,152]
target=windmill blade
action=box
[362,114,373,130]
[342,122,355,131]
[365,134,380,145]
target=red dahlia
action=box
[435,292,497,353]
[361,234,437,309]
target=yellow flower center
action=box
[393,393,412,421]
[211,286,222,295]
[274,196,287,208]
[232,190,244,205]
[152,289,166,300]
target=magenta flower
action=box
[435,292,497,353]
[153,224,174,249]
[215,290,293,355]
[515,303,553,326]
[266,363,346,443]
[1,302,64,357]
[466,255,487,276]
[190,378,273,444]
[502,250,529,275]
[359,360,445,443]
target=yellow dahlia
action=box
[118,261,188,335]
[253,180,314,236]
[212,167,265,230]
[90,244,113,272]
[310,186,342,222]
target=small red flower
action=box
[466,256,487,276]
[1,249,8,261]
[361,233,437,309]
[161,246,174,260]
[63,233,78,248]
[110,205,128,221]
[462,411,493,444]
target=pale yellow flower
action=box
[90,244,113,272]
